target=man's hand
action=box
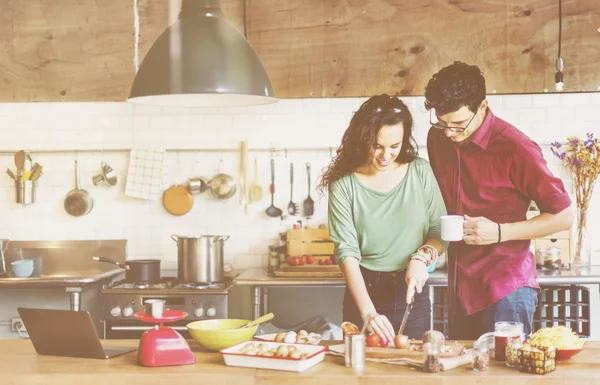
[406,260,428,304]
[463,215,499,245]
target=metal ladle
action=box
[266,159,282,218]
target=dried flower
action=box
[551,133,600,263]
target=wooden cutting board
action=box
[274,263,343,277]
[328,341,465,359]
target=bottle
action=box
[423,342,441,373]
[472,340,490,371]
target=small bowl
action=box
[187,319,257,352]
[11,259,34,278]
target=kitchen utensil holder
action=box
[15,179,37,205]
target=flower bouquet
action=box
[551,133,600,266]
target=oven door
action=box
[103,319,193,339]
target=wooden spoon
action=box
[249,158,263,203]
[238,312,274,329]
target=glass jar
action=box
[505,335,522,368]
[538,247,561,270]
[494,321,524,361]
[472,340,490,372]
[423,342,441,373]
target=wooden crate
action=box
[286,228,334,258]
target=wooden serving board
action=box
[329,341,465,360]
[274,263,343,277]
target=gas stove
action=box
[100,277,232,339]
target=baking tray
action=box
[220,341,327,372]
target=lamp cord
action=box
[243,0,247,38]
[557,0,562,59]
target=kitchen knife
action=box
[397,302,413,336]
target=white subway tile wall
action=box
[0,94,599,270]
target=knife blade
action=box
[397,302,413,336]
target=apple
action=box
[289,256,299,266]
[325,259,333,265]
[306,255,315,264]
[379,338,389,348]
[293,223,301,229]
[318,259,325,265]
[298,255,306,265]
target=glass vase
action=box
[573,207,591,268]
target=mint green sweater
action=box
[328,157,448,272]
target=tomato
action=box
[394,334,410,349]
[325,259,333,265]
[379,338,389,348]
[318,259,325,265]
[366,333,381,348]
[287,256,294,265]
[306,255,314,264]
[289,256,299,266]
[298,256,306,265]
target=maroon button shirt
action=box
[427,108,571,315]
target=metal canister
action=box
[344,333,365,368]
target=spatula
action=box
[303,162,315,217]
[238,312,274,329]
[249,158,263,203]
[266,159,283,218]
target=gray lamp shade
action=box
[128,0,277,107]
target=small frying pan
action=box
[163,185,193,216]
[64,160,93,216]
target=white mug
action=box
[441,215,465,241]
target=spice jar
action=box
[472,340,490,372]
[538,247,561,270]
[423,342,441,373]
[505,335,522,368]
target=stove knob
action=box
[122,307,134,317]
[110,307,122,317]
[206,307,217,318]
[194,308,205,318]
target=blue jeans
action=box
[449,286,539,340]
[343,267,431,340]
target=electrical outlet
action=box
[10,317,26,332]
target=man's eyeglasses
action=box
[429,109,477,133]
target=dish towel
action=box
[125,149,166,200]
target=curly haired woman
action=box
[319,94,448,341]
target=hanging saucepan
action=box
[208,160,236,199]
[64,160,93,217]
[92,257,161,282]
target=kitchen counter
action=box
[0,268,124,287]
[235,267,600,318]
[1,339,598,385]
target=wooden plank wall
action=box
[0,0,597,102]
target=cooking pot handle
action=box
[171,235,178,243]
[92,256,130,270]
[214,236,230,243]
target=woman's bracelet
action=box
[417,245,439,262]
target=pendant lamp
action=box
[128,0,277,107]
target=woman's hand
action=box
[405,260,428,304]
[362,312,395,343]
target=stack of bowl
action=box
[11,259,33,278]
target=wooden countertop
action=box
[1,339,597,385]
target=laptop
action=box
[17,307,136,359]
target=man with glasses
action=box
[424,61,573,340]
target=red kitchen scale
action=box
[134,310,196,367]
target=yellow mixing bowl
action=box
[186,319,258,351]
